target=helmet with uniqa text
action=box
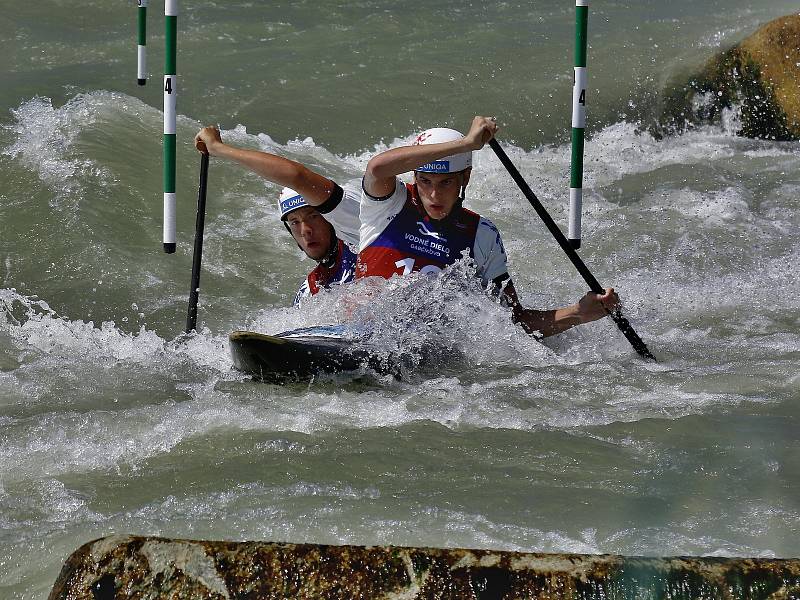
[278,187,307,220]
[412,127,472,174]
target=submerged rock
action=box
[660,14,800,140]
[49,535,800,599]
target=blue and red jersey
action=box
[293,239,357,306]
[357,180,509,286]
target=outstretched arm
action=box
[501,281,620,338]
[363,115,498,198]
[194,126,334,205]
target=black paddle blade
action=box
[609,310,656,361]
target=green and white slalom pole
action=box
[163,0,177,253]
[568,0,588,250]
[136,0,147,85]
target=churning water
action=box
[1,1,799,598]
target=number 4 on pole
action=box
[163,0,178,253]
[569,0,588,250]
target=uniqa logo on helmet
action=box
[277,186,337,262]
[278,187,307,220]
[417,160,451,173]
[412,127,472,174]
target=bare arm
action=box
[501,281,620,338]
[363,115,498,198]
[194,126,334,205]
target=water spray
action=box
[569,0,588,249]
[489,138,655,361]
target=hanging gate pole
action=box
[136,0,147,85]
[163,0,178,253]
[568,0,589,249]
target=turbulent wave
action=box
[2,81,799,599]
[3,89,798,385]
[2,1,800,596]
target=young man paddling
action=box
[194,126,358,305]
[359,116,619,337]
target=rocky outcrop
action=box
[49,535,800,599]
[660,14,800,140]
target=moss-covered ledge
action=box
[49,535,800,600]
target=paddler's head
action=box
[412,127,472,221]
[278,188,335,262]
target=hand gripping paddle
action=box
[489,138,655,361]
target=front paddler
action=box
[358,115,619,337]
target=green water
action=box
[1,1,799,598]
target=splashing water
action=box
[1,2,800,598]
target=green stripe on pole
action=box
[164,135,176,193]
[570,130,584,188]
[575,6,588,67]
[137,5,146,45]
[165,16,177,74]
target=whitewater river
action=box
[1,1,799,598]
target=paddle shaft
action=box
[488,139,655,360]
[186,152,209,333]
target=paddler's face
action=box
[286,207,332,261]
[413,169,471,220]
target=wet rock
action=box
[659,14,800,140]
[49,535,800,599]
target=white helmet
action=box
[412,127,472,173]
[278,187,307,220]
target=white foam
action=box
[654,186,755,228]
[4,94,127,204]
[1,288,233,372]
